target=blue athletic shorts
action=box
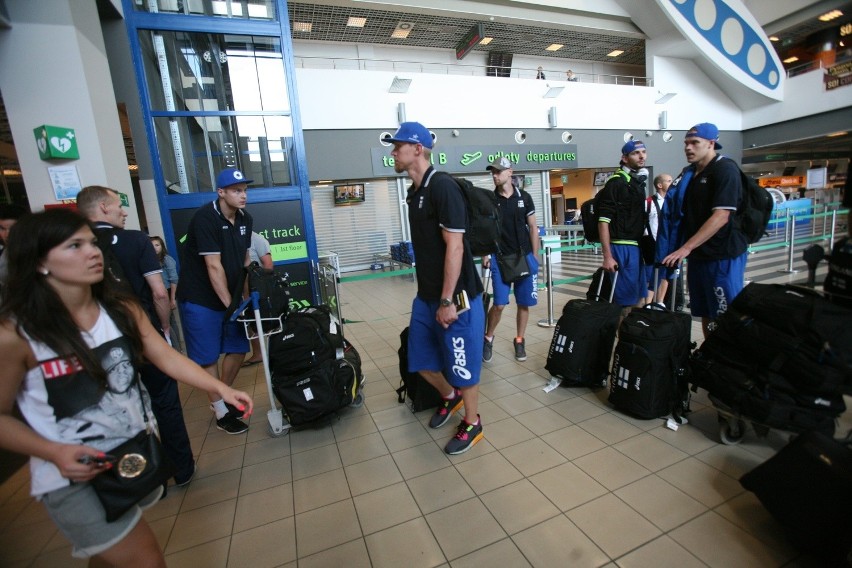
[686,254,747,319]
[407,295,485,388]
[490,251,539,307]
[643,263,674,291]
[610,244,644,306]
[179,301,250,366]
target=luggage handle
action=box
[596,267,618,303]
[648,263,680,313]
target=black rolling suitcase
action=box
[545,270,621,388]
[608,267,692,420]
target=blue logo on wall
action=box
[661,0,783,97]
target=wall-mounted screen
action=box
[334,183,365,205]
[594,171,614,186]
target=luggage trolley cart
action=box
[231,286,291,437]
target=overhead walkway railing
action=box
[294,56,652,86]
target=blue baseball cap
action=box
[385,122,433,149]
[621,140,646,155]
[216,168,254,189]
[685,123,723,149]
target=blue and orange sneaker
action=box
[445,415,484,455]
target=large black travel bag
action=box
[608,267,692,420]
[396,327,442,412]
[545,271,620,388]
[824,236,852,308]
[271,340,363,426]
[740,430,852,564]
[268,305,344,377]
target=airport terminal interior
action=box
[0,0,851,567]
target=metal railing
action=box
[294,55,652,86]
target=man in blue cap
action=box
[662,123,747,338]
[178,167,255,434]
[596,139,649,310]
[388,121,486,455]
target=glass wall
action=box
[139,30,294,192]
[134,0,276,21]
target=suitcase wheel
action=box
[349,391,365,408]
[718,415,747,445]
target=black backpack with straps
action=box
[432,172,502,256]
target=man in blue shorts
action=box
[596,140,648,312]
[178,168,254,434]
[388,121,486,455]
[662,123,748,339]
[481,157,540,363]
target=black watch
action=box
[439,298,453,307]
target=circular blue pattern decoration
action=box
[666,0,781,92]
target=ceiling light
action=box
[818,9,843,21]
[293,22,312,33]
[546,44,563,51]
[346,16,366,27]
[769,36,779,42]
[543,86,564,98]
[826,131,847,137]
[607,50,624,57]
[392,22,413,39]
[655,92,677,104]
[783,56,799,63]
[479,37,493,45]
[389,76,412,93]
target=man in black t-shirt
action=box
[77,185,196,485]
[662,123,747,338]
[481,157,540,363]
[177,168,254,435]
[388,121,486,455]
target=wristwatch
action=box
[439,298,453,307]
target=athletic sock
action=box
[211,399,228,419]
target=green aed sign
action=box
[34,125,79,160]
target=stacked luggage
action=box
[268,305,364,427]
[690,283,852,441]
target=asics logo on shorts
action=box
[714,286,728,316]
[451,336,472,381]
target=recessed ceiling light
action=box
[783,56,799,63]
[818,9,843,21]
[479,37,493,45]
[346,17,366,27]
[607,50,624,57]
[826,131,847,137]
[546,44,563,51]
[769,36,779,42]
[392,22,413,39]
[293,22,312,33]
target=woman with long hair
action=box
[149,235,182,351]
[0,209,254,567]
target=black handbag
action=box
[89,381,176,522]
[496,251,530,284]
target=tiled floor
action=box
[1,269,849,567]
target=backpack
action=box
[268,305,344,377]
[723,158,774,244]
[434,172,502,256]
[93,226,130,291]
[581,170,630,244]
[244,263,290,334]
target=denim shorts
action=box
[40,482,162,558]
